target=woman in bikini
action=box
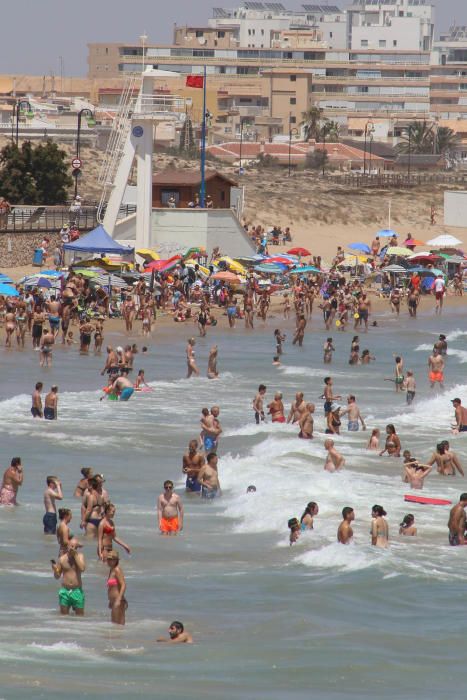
[379,424,401,457]
[97,503,131,561]
[74,467,93,499]
[427,441,464,476]
[371,505,389,548]
[4,305,16,348]
[106,550,128,625]
[15,300,27,348]
[300,502,319,531]
[186,337,199,378]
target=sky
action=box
[1,0,466,77]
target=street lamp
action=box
[407,124,412,180]
[363,119,375,175]
[74,108,95,198]
[238,117,245,176]
[369,132,374,175]
[319,122,329,177]
[140,32,148,71]
[12,100,33,146]
[288,123,299,177]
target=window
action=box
[290,97,296,105]
[379,40,386,48]
[217,31,225,38]
[261,29,264,35]
[329,32,333,38]
[393,40,397,47]
[361,39,368,48]
[248,29,251,35]
[195,31,204,38]
[290,116,297,123]
[105,47,109,55]
[290,74,296,81]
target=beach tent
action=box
[376,229,398,238]
[349,242,371,254]
[64,225,134,255]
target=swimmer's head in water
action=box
[386,424,396,435]
[324,439,334,449]
[81,467,93,478]
[460,493,467,504]
[400,514,414,528]
[342,507,354,520]
[169,621,184,637]
[246,485,256,493]
[288,517,300,530]
[58,508,71,521]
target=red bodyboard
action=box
[404,494,452,506]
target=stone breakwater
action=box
[0,232,61,268]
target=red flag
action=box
[186,75,204,88]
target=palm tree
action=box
[301,106,323,141]
[434,126,460,155]
[396,121,434,154]
[324,120,340,143]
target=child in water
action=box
[367,428,380,450]
[323,338,335,364]
[134,369,151,390]
[288,517,300,545]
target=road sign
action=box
[72,157,82,169]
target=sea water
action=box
[0,308,466,699]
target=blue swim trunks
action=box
[120,387,134,401]
[203,435,217,452]
[201,486,218,500]
[348,420,359,431]
[186,476,201,492]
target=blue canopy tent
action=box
[63,225,134,257]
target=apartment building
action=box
[86,0,467,142]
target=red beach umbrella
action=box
[287,247,311,256]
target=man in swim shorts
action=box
[198,453,221,499]
[452,398,467,432]
[340,395,366,431]
[337,507,355,544]
[31,382,43,418]
[201,406,222,453]
[182,440,205,492]
[447,493,467,546]
[44,385,58,420]
[46,296,61,339]
[43,475,63,534]
[112,373,134,401]
[428,348,445,389]
[51,538,86,615]
[157,480,184,535]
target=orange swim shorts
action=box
[160,517,179,533]
[429,371,444,383]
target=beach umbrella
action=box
[254,264,285,274]
[418,268,444,276]
[387,246,413,257]
[376,229,398,238]
[73,268,100,278]
[263,256,295,265]
[442,254,465,264]
[94,273,128,289]
[39,270,65,277]
[407,253,441,262]
[0,274,13,284]
[348,242,371,254]
[136,248,160,261]
[0,283,19,296]
[289,265,322,274]
[404,238,425,247]
[287,247,311,256]
[426,234,462,247]
[211,271,242,282]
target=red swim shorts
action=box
[160,517,179,533]
[429,371,444,383]
[272,416,286,423]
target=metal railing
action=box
[0,206,98,233]
[326,172,467,188]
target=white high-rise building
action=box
[347,0,435,52]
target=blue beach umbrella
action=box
[0,274,13,283]
[348,242,371,254]
[376,229,398,238]
[289,265,322,274]
[0,283,19,296]
[254,264,286,274]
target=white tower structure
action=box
[97,68,184,249]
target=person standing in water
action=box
[43,476,63,534]
[183,440,205,493]
[371,505,389,548]
[252,385,267,424]
[337,507,355,544]
[300,502,319,531]
[428,348,445,390]
[186,338,199,378]
[44,385,58,420]
[31,382,43,418]
[340,395,366,432]
[0,457,24,506]
[448,493,467,546]
[51,538,86,616]
[324,439,345,471]
[157,481,184,536]
[106,550,128,625]
[207,345,219,379]
[267,392,285,423]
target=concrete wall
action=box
[151,208,255,256]
[444,190,467,227]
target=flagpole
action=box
[200,65,207,208]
